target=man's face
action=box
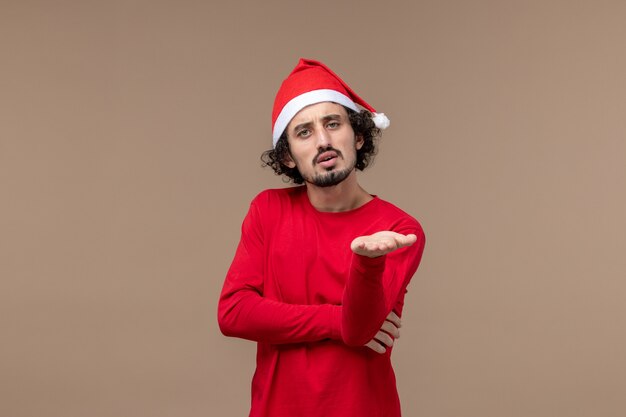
[284,102,363,187]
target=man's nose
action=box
[315,126,331,147]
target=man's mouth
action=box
[316,151,338,165]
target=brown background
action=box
[2,1,625,416]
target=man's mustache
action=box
[313,147,343,165]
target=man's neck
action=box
[305,171,372,212]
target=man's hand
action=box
[351,231,417,258]
[364,311,401,354]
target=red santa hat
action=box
[272,58,390,147]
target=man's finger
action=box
[395,233,417,248]
[364,340,386,354]
[385,311,401,328]
[380,320,400,339]
[374,330,394,347]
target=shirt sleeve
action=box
[217,200,343,344]
[341,221,426,346]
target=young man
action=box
[218,58,426,417]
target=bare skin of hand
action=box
[364,311,401,354]
[351,231,418,258]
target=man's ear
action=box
[283,152,296,168]
[355,134,364,150]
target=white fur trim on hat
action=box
[272,89,359,146]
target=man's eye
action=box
[327,122,340,129]
[297,129,311,137]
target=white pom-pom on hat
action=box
[372,112,390,130]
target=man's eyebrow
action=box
[321,113,342,121]
[291,114,344,133]
[292,121,313,132]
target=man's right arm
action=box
[217,202,343,344]
[218,273,343,344]
[217,200,402,352]
[219,261,399,351]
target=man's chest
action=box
[265,217,355,305]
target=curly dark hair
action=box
[260,108,381,184]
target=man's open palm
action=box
[350,231,417,258]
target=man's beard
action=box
[308,166,353,187]
[299,146,356,187]
[290,144,358,188]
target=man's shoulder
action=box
[373,196,425,237]
[250,186,305,208]
[373,196,415,220]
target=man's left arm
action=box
[341,224,425,347]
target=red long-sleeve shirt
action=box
[218,186,425,417]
